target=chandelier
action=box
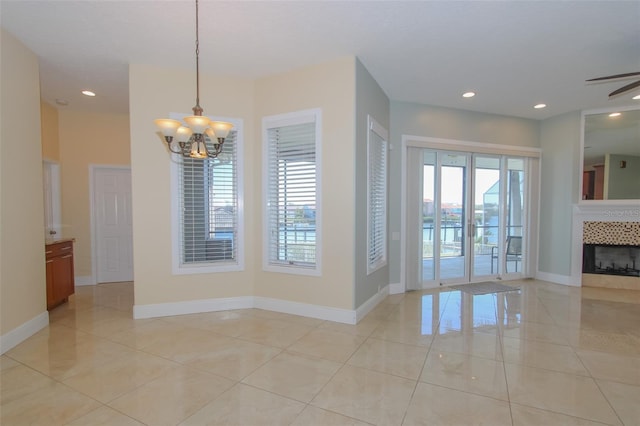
[154,0,233,159]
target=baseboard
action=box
[254,297,357,325]
[354,285,389,323]
[74,275,95,286]
[535,270,579,286]
[134,295,360,324]
[389,282,404,294]
[133,296,253,319]
[0,311,49,355]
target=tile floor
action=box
[1,279,640,425]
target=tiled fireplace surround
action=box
[572,203,640,289]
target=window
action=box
[263,109,321,275]
[367,116,388,274]
[171,117,243,274]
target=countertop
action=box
[45,237,75,246]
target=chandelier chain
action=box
[194,0,201,114]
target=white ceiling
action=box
[1,0,639,120]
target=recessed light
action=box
[55,98,69,106]
[462,91,475,98]
[633,94,640,100]
[534,103,547,109]
[609,112,621,118]
[82,90,96,97]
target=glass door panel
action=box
[506,158,525,274]
[472,156,501,278]
[422,151,436,282]
[439,153,468,282]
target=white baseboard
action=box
[389,282,404,294]
[355,285,389,323]
[74,275,95,286]
[133,296,253,319]
[134,295,362,324]
[255,297,357,324]
[0,311,49,355]
[535,270,579,287]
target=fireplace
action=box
[582,244,640,277]
[575,217,640,289]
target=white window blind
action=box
[178,129,239,268]
[264,111,320,272]
[367,117,388,274]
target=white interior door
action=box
[94,167,133,283]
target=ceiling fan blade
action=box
[587,71,640,82]
[609,79,640,98]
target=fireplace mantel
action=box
[571,203,640,286]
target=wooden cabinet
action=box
[45,240,75,310]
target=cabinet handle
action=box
[46,260,54,263]
[61,255,73,259]
[45,250,53,254]
[61,246,72,250]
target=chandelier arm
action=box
[163,137,184,155]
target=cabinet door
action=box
[46,259,56,308]
[53,254,74,301]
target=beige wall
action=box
[0,29,46,336]
[254,57,357,309]
[129,64,255,305]
[41,101,60,161]
[58,110,131,278]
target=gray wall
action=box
[538,111,580,276]
[354,59,390,308]
[388,101,540,286]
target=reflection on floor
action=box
[423,254,521,281]
[2,279,640,425]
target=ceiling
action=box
[1,0,639,120]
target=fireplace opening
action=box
[583,244,640,277]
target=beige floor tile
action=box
[505,364,622,425]
[109,366,234,426]
[66,406,145,426]
[0,361,56,405]
[311,364,415,425]
[139,326,227,361]
[347,337,428,380]
[290,405,373,426]
[179,383,305,426]
[242,351,341,402]
[6,326,138,380]
[0,381,101,426]
[502,337,589,375]
[420,350,508,401]
[245,308,326,327]
[577,350,640,386]
[62,351,180,403]
[107,318,200,349]
[510,403,613,426]
[181,335,282,381]
[236,318,314,348]
[501,320,569,345]
[431,330,503,361]
[596,379,640,426]
[288,328,366,362]
[3,280,639,426]
[370,320,435,347]
[318,316,382,337]
[403,382,512,426]
[567,328,640,357]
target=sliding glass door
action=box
[410,148,530,288]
